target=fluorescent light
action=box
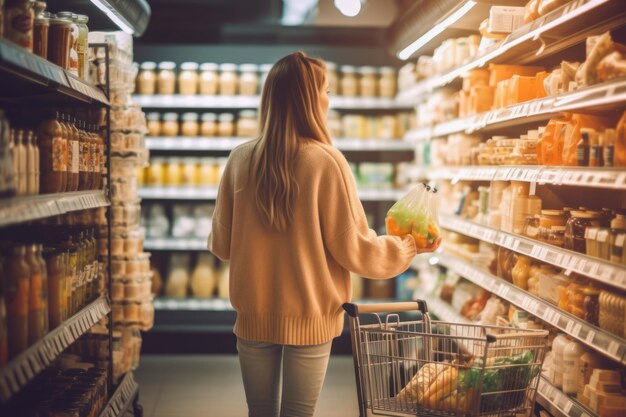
[89,0,135,34]
[335,0,362,17]
[398,0,477,60]
[428,256,439,266]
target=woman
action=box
[209,51,440,417]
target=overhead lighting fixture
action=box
[335,0,364,17]
[398,0,477,60]
[89,0,135,34]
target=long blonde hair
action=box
[252,51,332,231]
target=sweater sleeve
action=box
[320,147,417,279]
[208,156,234,261]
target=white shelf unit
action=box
[436,253,626,365]
[0,297,110,402]
[153,297,234,311]
[439,214,626,291]
[133,94,413,110]
[427,166,626,190]
[0,190,110,227]
[145,137,416,153]
[396,0,626,105]
[144,238,207,251]
[98,372,139,417]
[138,186,408,202]
[404,77,626,142]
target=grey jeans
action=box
[236,337,333,417]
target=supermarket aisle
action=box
[135,354,360,417]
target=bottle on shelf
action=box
[190,253,216,298]
[4,245,30,359]
[66,116,80,192]
[26,130,40,195]
[37,112,67,194]
[78,120,91,191]
[25,243,47,345]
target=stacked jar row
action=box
[146,111,258,138]
[135,61,398,98]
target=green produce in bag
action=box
[385,184,440,249]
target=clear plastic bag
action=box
[385,183,440,248]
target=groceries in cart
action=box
[385,183,440,248]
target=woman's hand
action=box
[415,237,442,254]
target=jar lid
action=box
[141,62,157,70]
[162,112,179,121]
[359,66,377,75]
[239,64,259,72]
[146,112,160,121]
[218,113,235,122]
[541,210,565,216]
[181,62,199,71]
[50,15,72,25]
[219,63,238,71]
[260,63,273,73]
[341,65,356,73]
[379,66,396,75]
[570,210,601,219]
[56,11,75,19]
[201,113,217,121]
[158,61,176,70]
[76,14,89,23]
[182,113,199,121]
[239,110,257,119]
[325,62,337,70]
[200,63,218,71]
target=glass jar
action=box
[327,110,341,138]
[147,157,165,186]
[165,157,183,186]
[199,63,218,95]
[157,61,177,95]
[259,63,272,92]
[56,12,78,76]
[33,7,49,59]
[325,62,339,96]
[512,255,532,290]
[75,14,88,80]
[37,114,67,193]
[137,62,157,95]
[340,65,358,96]
[358,66,377,97]
[161,113,179,137]
[238,64,259,96]
[5,246,30,358]
[197,158,217,185]
[218,113,235,137]
[4,0,35,51]
[180,113,199,137]
[539,209,567,246]
[25,244,46,345]
[146,113,161,137]
[583,286,600,326]
[523,215,541,240]
[178,62,199,95]
[48,15,72,69]
[181,158,197,186]
[565,211,602,253]
[200,113,217,137]
[236,110,257,138]
[379,66,397,98]
[219,63,238,95]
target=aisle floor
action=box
[135,355,361,417]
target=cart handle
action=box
[343,300,428,317]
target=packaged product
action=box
[523,0,540,23]
[576,32,622,87]
[488,6,525,34]
[562,114,616,166]
[385,184,440,249]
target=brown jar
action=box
[146,112,161,137]
[200,113,217,137]
[25,244,46,345]
[92,128,104,190]
[78,121,91,190]
[33,7,49,59]
[157,62,177,95]
[238,64,259,96]
[379,67,397,98]
[48,15,72,69]
[178,62,199,95]
[37,113,67,193]
[340,66,358,97]
[218,63,238,95]
[181,113,199,137]
[199,63,218,95]
[5,246,30,358]
[137,62,157,95]
[161,113,179,137]
[4,0,35,51]
[43,247,67,329]
[65,116,80,192]
[359,66,377,97]
[565,211,602,254]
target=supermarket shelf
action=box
[138,186,408,202]
[536,377,597,417]
[154,297,234,311]
[436,253,626,365]
[88,0,151,37]
[144,238,207,251]
[421,294,470,324]
[0,39,109,105]
[428,166,626,190]
[396,0,626,105]
[146,137,416,153]
[0,297,110,402]
[439,214,626,291]
[98,372,139,417]
[132,94,413,110]
[404,77,626,141]
[0,190,110,228]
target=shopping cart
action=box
[343,301,549,417]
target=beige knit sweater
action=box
[209,140,417,345]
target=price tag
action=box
[14,366,27,386]
[563,400,573,414]
[585,330,595,343]
[608,341,620,357]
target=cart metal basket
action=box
[343,301,549,417]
